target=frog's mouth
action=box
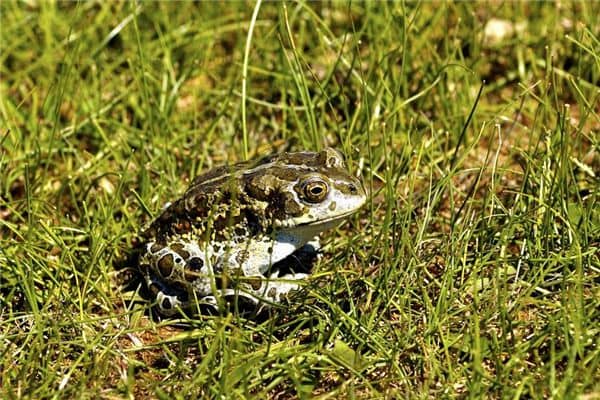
[289,208,360,229]
[304,211,357,226]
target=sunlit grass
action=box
[1,1,599,398]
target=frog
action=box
[124,147,366,316]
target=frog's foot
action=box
[213,275,307,310]
[252,272,309,305]
[146,275,189,316]
[195,288,261,315]
[304,237,321,251]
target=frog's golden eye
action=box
[300,178,329,203]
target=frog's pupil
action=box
[304,181,327,202]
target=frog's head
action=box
[244,148,366,241]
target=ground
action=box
[1,2,599,399]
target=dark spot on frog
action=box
[247,276,263,290]
[243,209,263,235]
[212,242,224,252]
[212,260,225,274]
[187,257,204,271]
[161,296,173,310]
[283,192,306,216]
[267,287,277,298]
[268,191,305,220]
[235,249,249,264]
[234,226,248,237]
[170,243,190,260]
[157,254,174,277]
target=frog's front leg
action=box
[268,237,321,277]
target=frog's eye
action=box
[300,178,329,203]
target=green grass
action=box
[1,1,599,398]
